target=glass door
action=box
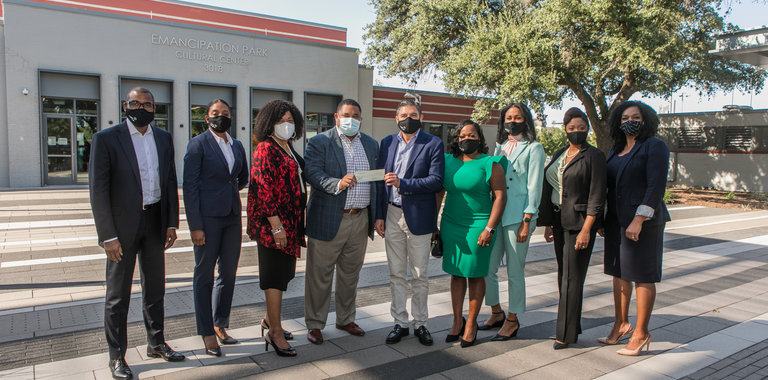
[45,116,75,185]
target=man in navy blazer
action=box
[89,87,183,380]
[303,99,379,344]
[375,99,444,346]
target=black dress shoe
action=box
[445,317,466,343]
[553,341,569,350]
[385,324,410,344]
[414,326,434,346]
[146,343,186,362]
[109,358,133,380]
[490,318,520,341]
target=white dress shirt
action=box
[127,120,161,206]
[211,130,235,173]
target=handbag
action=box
[431,232,443,258]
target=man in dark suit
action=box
[303,99,379,345]
[375,99,444,346]
[89,87,184,380]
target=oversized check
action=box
[354,169,385,182]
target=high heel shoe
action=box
[445,317,466,343]
[214,327,238,345]
[460,324,478,348]
[264,331,297,357]
[477,311,505,330]
[597,326,633,345]
[202,336,221,357]
[616,334,652,356]
[261,319,294,340]
[491,317,519,341]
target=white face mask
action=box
[338,117,361,136]
[274,122,295,140]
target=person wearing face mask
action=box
[246,99,306,357]
[537,108,606,349]
[439,120,507,348]
[89,87,183,380]
[598,101,670,356]
[303,99,379,345]
[374,99,445,346]
[478,103,545,342]
[183,99,249,357]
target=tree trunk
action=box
[592,118,613,154]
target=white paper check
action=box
[354,169,385,182]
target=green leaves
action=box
[364,0,766,150]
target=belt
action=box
[343,208,363,214]
[142,202,160,211]
[388,202,402,208]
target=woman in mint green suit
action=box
[479,103,546,341]
[440,120,507,347]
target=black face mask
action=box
[125,108,154,127]
[208,116,232,133]
[458,139,481,154]
[504,121,527,136]
[398,117,422,134]
[567,131,588,145]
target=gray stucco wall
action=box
[1,2,359,187]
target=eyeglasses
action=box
[126,100,155,110]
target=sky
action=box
[185,0,768,123]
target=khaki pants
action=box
[304,209,369,330]
[385,204,432,328]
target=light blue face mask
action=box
[338,117,361,136]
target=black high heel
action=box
[491,317,519,341]
[478,311,506,330]
[460,323,478,348]
[202,336,221,357]
[264,331,297,357]
[261,319,294,340]
[445,317,466,343]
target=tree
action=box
[363,0,767,151]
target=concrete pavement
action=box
[1,189,768,379]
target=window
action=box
[119,78,173,132]
[304,93,342,145]
[190,84,236,139]
[725,127,753,151]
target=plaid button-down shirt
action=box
[337,128,370,209]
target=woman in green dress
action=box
[440,120,507,347]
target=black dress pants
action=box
[104,205,165,360]
[553,214,596,344]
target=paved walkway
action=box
[1,189,768,379]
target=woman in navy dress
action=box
[598,101,670,356]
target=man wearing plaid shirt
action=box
[303,99,379,345]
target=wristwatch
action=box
[484,226,495,234]
[523,217,532,223]
[271,226,284,234]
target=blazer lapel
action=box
[330,130,347,175]
[116,124,142,188]
[506,140,529,164]
[404,132,427,174]
[563,144,589,173]
[386,135,398,173]
[204,131,231,173]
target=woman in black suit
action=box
[538,108,606,350]
[598,101,670,356]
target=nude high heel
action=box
[597,326,633,345]
[616,334,651,356]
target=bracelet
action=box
[271,226,284,234]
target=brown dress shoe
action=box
[307,329,324,345]
[335,322,365,336]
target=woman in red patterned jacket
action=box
[247,99,305,357]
